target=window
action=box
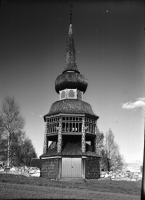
[77,90,82,100]
[69,89,75,98]
[61,90,65,99]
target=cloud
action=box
[122,98,145,109]
[39,115,43,118]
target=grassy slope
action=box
[0,174,141,199]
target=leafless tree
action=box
[102,129,124,172]
[0,96,25,167]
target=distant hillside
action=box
[126,160,142,172]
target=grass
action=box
[0,174,141,199]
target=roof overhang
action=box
[44,113,99,122]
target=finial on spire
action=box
[70,4,73,24]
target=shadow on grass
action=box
[0,174,141,199]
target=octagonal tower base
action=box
[41,156,100,180]
[40,141,101,180]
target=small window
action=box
[61,90,65,99]
[68,89,75,98]
[77,91,82,100]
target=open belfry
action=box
[40,5,101,179]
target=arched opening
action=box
[77,90,82,100]
[61,90,66,99]
[68,89,75,98]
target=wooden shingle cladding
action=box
[41,158,60,179]
[55,71,88,94]
[40,141,101,179]
[55,22,88,94]
[40,142,100,158]
[64,24,78,73]
[85,157,100,179]
[41,11,101,179]
[44,99,98,120]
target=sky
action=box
[0,0,144,164]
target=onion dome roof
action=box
[55,71,88,94]
[55,24,88,94]
[44,99,98,120]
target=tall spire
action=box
[55,4,88,94]
[70,4,73,24]
[63,4,79,73]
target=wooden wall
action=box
[85,157,100,179]
[41,158,59,179]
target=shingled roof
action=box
[55,22,88,94]
[40,142,100,158]
[55,71,88,94]
[63,24,78,73]
[44,99,98,120]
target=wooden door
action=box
[62,158,82,178]
[62,158,71,177]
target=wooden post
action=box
[94,122,99,155]
[57,118,62,153]
[81,117,86,153]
